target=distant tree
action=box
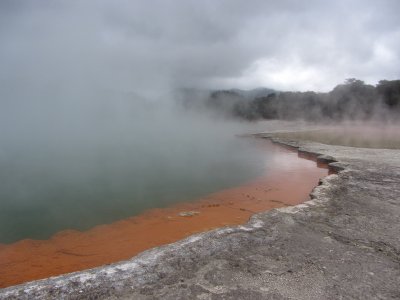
[253,93,279,119]
[329,78,377,119]
[377,80,400,107]
[344,78,364,85]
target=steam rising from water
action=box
[273,121,400,149]
[1,1,399,243]
[0,90,276,243]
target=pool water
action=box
[0,118,274,243]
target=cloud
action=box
[0,0,399,94]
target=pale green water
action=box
[0,114,273,243]
[273,125,400,149]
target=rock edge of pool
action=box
[1,131,400,300]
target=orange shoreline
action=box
[0,140,329,288]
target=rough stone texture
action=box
[1,133,400,299]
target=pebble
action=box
[178,211,200,217]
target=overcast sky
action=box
[1,0,399,94]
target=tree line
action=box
[200,79,400,121]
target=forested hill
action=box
[180,79,400,121]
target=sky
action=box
[0,0,399,94]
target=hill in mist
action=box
[179,79,400,122]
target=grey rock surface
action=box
[1,133,400,299]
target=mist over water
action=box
[1,1,399,244]
[0,1,278,244]
[0,90,274,243]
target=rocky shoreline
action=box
[1,133,400,299]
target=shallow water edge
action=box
[0,139,328,288]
